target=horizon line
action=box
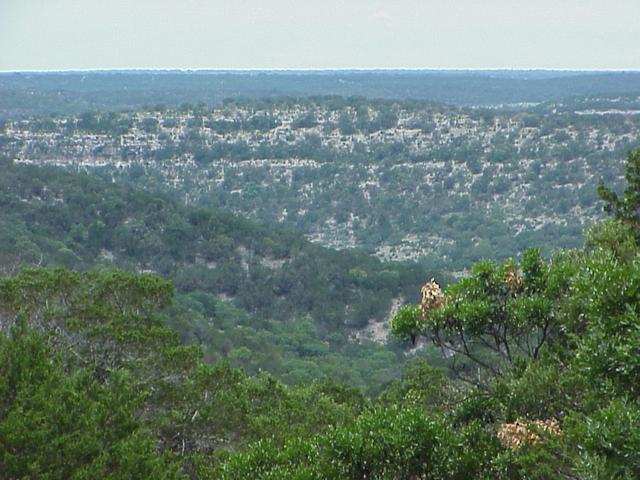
[2,67,640,74]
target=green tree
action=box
[598,149,640,234]
[0,327,179,480]
[391,249,577,384]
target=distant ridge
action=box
[2,70,640,118]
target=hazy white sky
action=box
[2,0,639,71]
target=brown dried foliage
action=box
[497,419,562,450]
[420,278,446,318]
[505,267,523,291]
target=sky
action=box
[1,0,639,71]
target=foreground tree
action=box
[598,149,640,235]
[391,248,577,384]
[0,268,370,478]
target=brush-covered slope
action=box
[0,158,441,392]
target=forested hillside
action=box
[0,158,443,392]
[5,96,639,271]
[3,150,640,479]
